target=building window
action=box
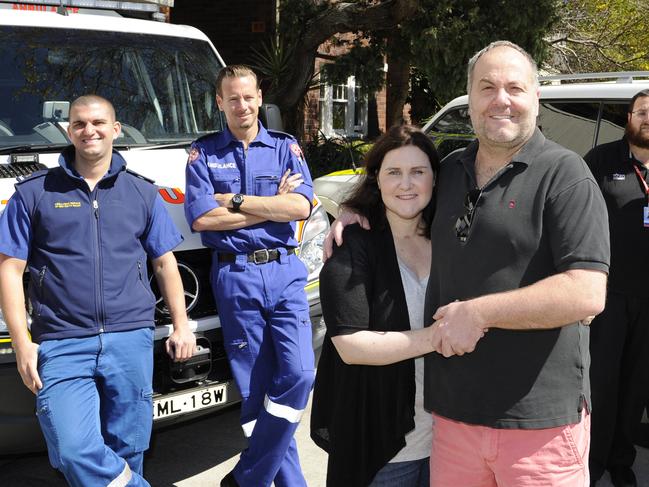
[319,76,367,137]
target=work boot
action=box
[220,471,240,487]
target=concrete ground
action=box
[2,394,649,486]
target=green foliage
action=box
[320,37,386,95]
[408,0,558,104]
[268,0,560,137]
[549,0,649,73]
[408,68,441,126]
[277,0,326,45]
[279,0,558,121]
[249,37,296,98]
[303,131,371,178]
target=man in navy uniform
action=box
[0,95,196,487]
[184,65,315,487]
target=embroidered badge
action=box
[290,143,303,159]
[208,162,237,169]
[54,201,81,209]
[612,173,625,181]
[188,147,199,164]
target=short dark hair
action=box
[342,125,440,237]
[70,95,116,121]
[215,65,259,97]
[628,89,649,113]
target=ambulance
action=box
[0,1,329,453]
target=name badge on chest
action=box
[644,206,649,227]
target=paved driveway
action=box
[1,396,648,486]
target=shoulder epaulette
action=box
[126,168,155,184]
[266,129,296,140]
[194,130,225,145]
[14,168,50,185]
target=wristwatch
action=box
[231,193,244,212]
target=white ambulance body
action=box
[0,3,328,453]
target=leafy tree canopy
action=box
[294,0,556,112]
[548,0,649,73]
[251,0,557,133]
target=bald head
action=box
[467,41,539,95]
[70,95,116,122]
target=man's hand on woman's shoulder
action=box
[323,210,371,261]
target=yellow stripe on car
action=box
[324,168,365,177]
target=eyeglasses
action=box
[455,188,482,242]
[631,110,649,120]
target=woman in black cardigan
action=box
[311,125,440,487]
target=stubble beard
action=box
[477,118,535,151]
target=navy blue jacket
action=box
[0,147,182,343]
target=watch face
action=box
[233,194,243,204]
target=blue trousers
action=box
[36,328,154,487]
[212,252,315,487]
[369,458,430,487]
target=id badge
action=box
[644,206,649,227]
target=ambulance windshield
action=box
[0,26,224,149]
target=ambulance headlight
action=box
[299,205,329,281]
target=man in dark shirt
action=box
[586,89,649,487]
[423,41,609,487]
[326,41,610,487]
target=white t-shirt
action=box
[390,258,432,463]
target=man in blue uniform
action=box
[184,65,315,487]
[0,95,196,487]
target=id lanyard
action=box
[631,162,649,227]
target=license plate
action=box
[153,383,227,420]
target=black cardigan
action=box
[310,224,416,487]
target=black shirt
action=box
[585,137,649,297]
[311,224,416,487]
[424,128,610,429]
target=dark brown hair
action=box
[628,89,649,113]
[342,125,440,237]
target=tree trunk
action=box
[271,0,420,117]
[385,28,411,128]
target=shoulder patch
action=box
[126,168,155,184]
[289,143,304,159]
[14,168,49,185]
[187,146,200,164]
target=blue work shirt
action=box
[184,122,313,253]
[0,147,183,342]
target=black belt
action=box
[217,247,296,264]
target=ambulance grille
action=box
[0,163,46,179]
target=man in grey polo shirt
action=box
[424,41,609,486]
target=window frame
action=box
[318,75,368,138]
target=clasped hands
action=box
[428,299,489,358]
[214,170,303,207]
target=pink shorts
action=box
[430,412,590,487]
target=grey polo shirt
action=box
[423,128,610,429]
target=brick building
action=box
[171,0,390,140]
